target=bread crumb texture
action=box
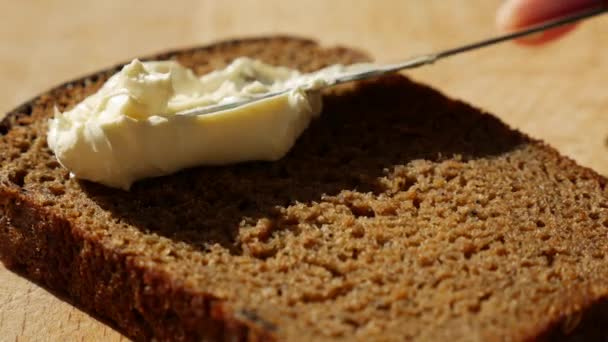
[1,37,608,341]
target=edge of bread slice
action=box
[2,36,608,341]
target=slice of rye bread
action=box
[1,36,608,341]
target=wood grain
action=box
[1,0,607,340]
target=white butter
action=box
[47,57,371,190]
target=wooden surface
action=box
[1,0,607,340]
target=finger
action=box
[496,0,599,44]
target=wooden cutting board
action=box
[2,0,608,340]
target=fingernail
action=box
[496,0,519,30]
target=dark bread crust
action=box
[1,36,608,341]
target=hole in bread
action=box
[15,113,34,127]
[3,104,34,134]
[14,140,31,153]
[48,183,66,196]
[412,196,422,210]
[462,242,476,259]
[342,317,362,329]
[400,175,417,192]
[349,225,365,238]
[45,160,61,169]
[349,204,375,218]
[8,169,27,187]
[592,251,604,259]
[41,199,56,207]
[39,175,55,183]
[22,104,33,115]
[541,249,556,267]
[459,176,468,187]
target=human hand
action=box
[497,0,601,45]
